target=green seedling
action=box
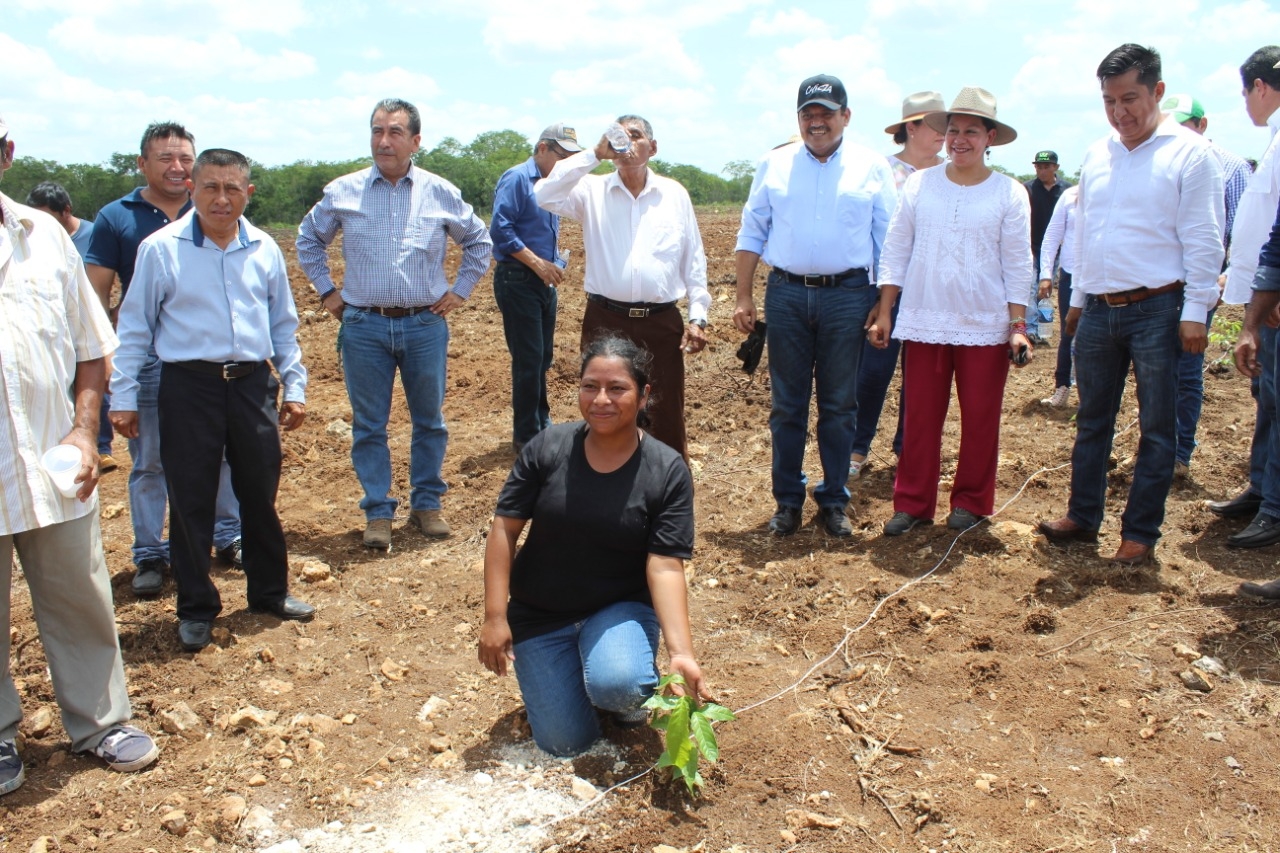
[642,673,736,796]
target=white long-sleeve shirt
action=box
[1070,117,1225,323]
[1039,185,1079,278]
[1224,109,1280,305]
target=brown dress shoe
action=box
[1037,516,1098,543]
[1111,539,1152,566]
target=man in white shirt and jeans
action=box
[1038,44,1224,566]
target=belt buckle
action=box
[628,307,649,318]
[803,274,822,288]
[221,363,236,380]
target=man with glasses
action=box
[491,124,581,452]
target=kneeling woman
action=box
[479,334,710,756]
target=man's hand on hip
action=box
[430,291,465,316]
[321,290,345,320]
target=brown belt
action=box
[1099,281,1183,307]
[362,305,430,318]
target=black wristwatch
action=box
[690,319,707,329]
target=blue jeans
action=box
[1256,326,1280,518]
[493,263,557,446]
[765,271,876,509]
[1174,307,1216,465]
[1067,292,1181,546]
[98,393,114,455]
[340,306,449,519]
[513,600,659,757]
[1054,271,1075,389]
[852,299,904,458]
[1025,277,1041,337]
[128,356,240,564]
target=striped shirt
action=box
[296,165,492,307]
[0,194,117,535]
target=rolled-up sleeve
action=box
[534,151,596,220]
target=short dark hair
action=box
[140,121,195,157]
[1097,44,1162,91]
[192,148,251,179]
[580,332,654,428]
[1241,46,1280,91]
[371,99,421,136]
[893,118,926,146]
[26,181,72,213]
[616,115,654,141]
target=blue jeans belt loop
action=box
[775,267,870,288]
[586,293,677,318]
[173,360,264,380]
[1099,281,1183,307]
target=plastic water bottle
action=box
[604,122,631,154]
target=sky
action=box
[2,0,1277,180]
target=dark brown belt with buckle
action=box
[173,360,265,380]
[362,305,430,317]
[587,293,677,318]
[775,267,870,287]
[1099,281,1183,307]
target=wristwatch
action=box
[690,319,707,329]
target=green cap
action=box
[1032,150,1058,165]
[1162,93,1204,124]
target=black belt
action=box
[173,360,265,380]
[775,267,870,287]
[587,293,677,318]
[360,305,431,317]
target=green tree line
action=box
[2,129,752,227]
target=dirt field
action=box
[6,211,1280,853]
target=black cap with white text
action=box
[797,75,847,111]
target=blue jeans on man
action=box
[339,307,449,520]
[764,270,876,510]
[1054,271,1075,389]
[512,600,659,756]
[493,263,557,447]
[1174,307,1217,466]
[1255,326,1280,520]
[1066,291,1181,546]
[852,299,904,460]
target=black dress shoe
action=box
[250,595,316,621]
[1239,578,1280,599]
[1207,489,1263,519]
[178,620,212,651]
[818,505,852,537]
[1227,514,1280,549]
[131,558,166,597]
[768,506,802,537]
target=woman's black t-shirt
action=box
[494,422,694,643]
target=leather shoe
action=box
[1037,516,1098,544]
[818,506,852,537]
[1207,489,1263,519]
[1239,578,1280,599]
[178,620,212,651]
[1110,539,1152,566]
[131,558,166,597]
[768,506,802,537]
[1227,514,1280,549]
[250,595,316,621]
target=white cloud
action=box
[746,8,827,36]
[334,68,441,101]
[23,0,308,34]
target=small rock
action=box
[160,702,202,738]
[380,659,409,681]
[28,707,53,738]
[261,737,287,759]
[258,679,294,695]
[473,771,493,785]
[160,809,188,836]
[1225,756,1242,770]
[299,560,331,583]
[785,808,843,829]
[1172,643,1200,661]
[417,696,450,721]
[453,622,473,635]
[654,846,686,853]
[779,830,798,844]
[241,805,276,835]
[341,714,357,725]
[259,646,276,663]
[223,706,279,730]
[426,734,451,753]
[29,837,56,853]
[101,503,126,519]
[325,420,352,439]
[571,777,598,802]
[211,626,234,647]
[248,773,268,787]
[1204,731,1225,742]
[218,795,247,826]
[1193,656,1228,677]
[1180,669,1213,693]
[429,749,459,769]
[46,750,67,768]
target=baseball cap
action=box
[797,75,847,111]
[538,122,582,153]
[1032,150,1058,165]
[1162,93,1204,124]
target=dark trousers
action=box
[159,362,288,621]
[852,299,905,458]
[1054,271,1075,389]
[580,300,687,460]
[494,263,558,445]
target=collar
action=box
[522,156,543,181]
[0,192,33,236]
[605,166,656,199]
[122,186,194,216]
[370,163,415,187]
[802,138,844,164]
[187,211,252,249]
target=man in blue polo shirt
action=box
[490,123,579,451]
[85,122,243,597]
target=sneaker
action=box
[98,453,118,473]
[410,509,452,539]
[215,537,243,569]
[1173,460,1190,480]
[131,558,166,597]
[1041,386,1070,407]
[0,740,23,796]
[884,511,930,536]
[90,725,159,772]
[363,518,392,549]
[848,456,870,482]
[946,507,986,530]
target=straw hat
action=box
[884,91,945,135]
[922,87,1017,146]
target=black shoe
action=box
[946,507,986,530]
[1207,489,1263,519]
[768,506,802,537]
[131,558,166,597]
[215,537,243,569]
[177,620,212,651]
[1227,514,1280,549]
[1239,578,1280,599]
[819,506,852,537]
[250,595,316,621]
[884,512,930,536]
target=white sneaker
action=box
[1041,386,1070,407]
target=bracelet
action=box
[1009,322,1027,335]
[1008,318,1027,327]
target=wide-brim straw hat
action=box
[884,91,946,135]
[922,87,1017,146]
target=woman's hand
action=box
[478,616,515,676]
[1010,331,1033,367]
[668,654,712,705]
[866,304,893,349]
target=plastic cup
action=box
[41,444,83,498]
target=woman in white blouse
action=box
[866,87,1034,536]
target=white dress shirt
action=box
[1039,185,1080,279]
[1070,117,1225,323]
[534,151,710,322]
[1224,109,1280,305]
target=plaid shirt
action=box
[1213,142,1252,256]
[296,165,492,307]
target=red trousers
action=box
[893,342,1009,520]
